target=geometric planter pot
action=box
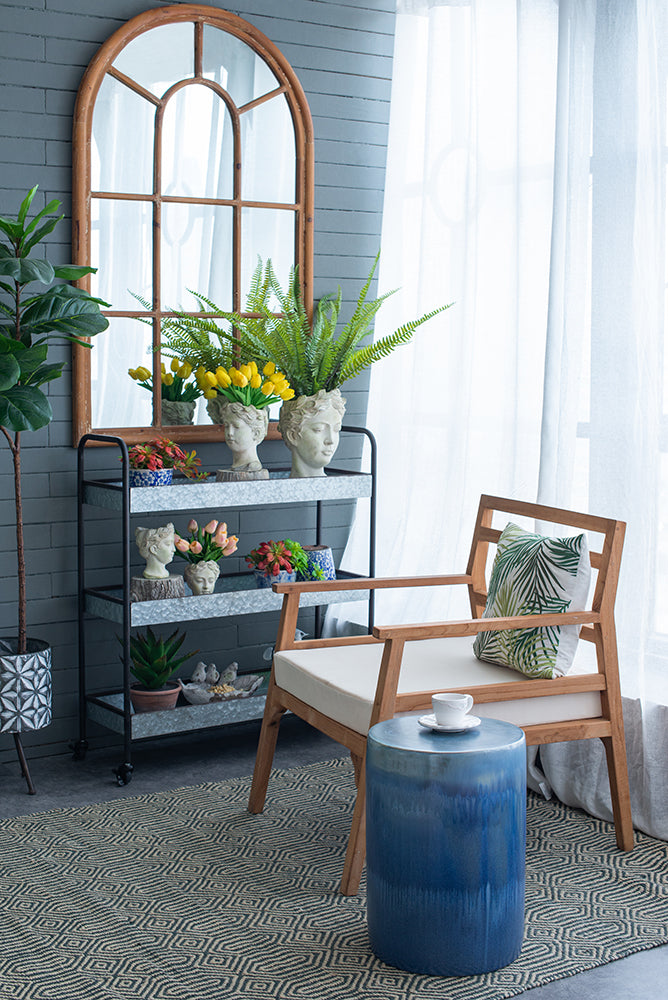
[0,637,52,795]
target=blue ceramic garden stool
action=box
[366,716,526,976]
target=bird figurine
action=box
[219,661,239,685]
[204,663,220,684]
[190,661,207,684]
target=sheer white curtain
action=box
[343,0,559,624]
[341,0,667,838]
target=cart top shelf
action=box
[82,468,373,513]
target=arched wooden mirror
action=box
[72,4,314,445]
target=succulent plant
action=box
[122,626,199,690]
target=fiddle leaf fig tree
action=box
[0,186,109,653]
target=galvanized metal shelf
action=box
[76,428,377,786]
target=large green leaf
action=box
[27,361,66,387]
[0,352,20,391]
[20,285,110,341]
[53,264,97,281]
[17,186,38,227]
[14,342,47,376]
[0,257,55,285]
[0,217,22,242]
[0,384,52,431]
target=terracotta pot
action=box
[129,681,180,713]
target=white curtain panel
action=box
[339,0,667,838]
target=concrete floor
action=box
[1,716,666,997]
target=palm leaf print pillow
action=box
[473,522,591,678]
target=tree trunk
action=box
[13,433,26,653]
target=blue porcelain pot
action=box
[298,545,336,581]
[254,569,296,589]
[128,467,173,488]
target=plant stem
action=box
[12,263,27,651]
[2,428,26,653]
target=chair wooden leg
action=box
[350,751,363,789]
[13,733,36,795]
[340,758,367,896]
[600,731,634,851]
[248,679,286,814]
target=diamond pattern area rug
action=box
[0,757,665,1000]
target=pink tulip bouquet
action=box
[174,517,239,564]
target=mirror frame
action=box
[71,3,314,446]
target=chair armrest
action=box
[373,610,601,641]
[272,573,472,595]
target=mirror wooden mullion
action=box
[72,4,314,446]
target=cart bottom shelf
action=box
[87,686,268,740]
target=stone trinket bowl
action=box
[178,674,264,705]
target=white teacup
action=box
[432,692,474,726]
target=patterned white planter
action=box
[129,468,173,488]
[300,544,336,581]
[254,569,296,589]
[0,638,52,733]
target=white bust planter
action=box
[277,388,346,478]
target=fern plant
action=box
[156,255,451,397]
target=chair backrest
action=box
[465,494,626,628]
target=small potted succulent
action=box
[245,538,326,589]
[123,626,199,713]
[174,517,239,595]
[126,437,207,487]
[128,358,202,426]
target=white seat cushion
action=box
[274,636,602,735]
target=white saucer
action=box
[418,713,481,734]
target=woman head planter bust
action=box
[135,523,176,580]
[278,389,346,478]
[184,559,221,595]
[220,401,269,472]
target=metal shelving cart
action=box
[74,428,376,784]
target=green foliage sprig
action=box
[151,254,451,398]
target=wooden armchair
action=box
[248,495,633,895]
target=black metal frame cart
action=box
[74,428,376,785]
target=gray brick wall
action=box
[0,0,394,765]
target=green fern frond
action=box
[131,252,451,397]
[337,304,452,385]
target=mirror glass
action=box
[92,75,155,194]
[202,23,279,104]
[112,23,195,97]
[161,85,234,200]
[241,95,296,203]
[90,199,152,311]
[73,8,313,441]
[161,203,234,310]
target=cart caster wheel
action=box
[113,763,134,786]
[70,739,89,761]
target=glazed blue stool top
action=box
[366,715,526,976]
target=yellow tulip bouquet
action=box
[194,360,295,408]
[128,358,202,402]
